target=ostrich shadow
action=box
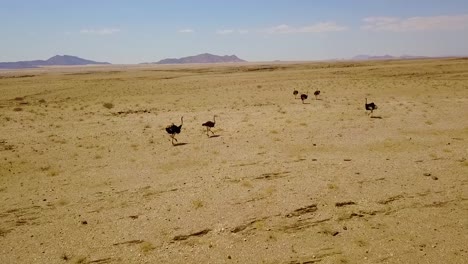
[370,115,383,119]
[209,135,221,138]
[173,142,188,146]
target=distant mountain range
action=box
[350,54,430,61]
[0,55,110,69]
[146,53,247,64]
[3,53,461,69]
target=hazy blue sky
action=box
[1,0,468,63]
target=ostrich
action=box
[314,90,321,100]
[202,115,217,136]
[365,98,378,115]
[293,89,299,99]
[300,92,308,104]
[165,116,183,145]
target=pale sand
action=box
[0,59,467,263]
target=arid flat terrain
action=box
[1,59,467,263]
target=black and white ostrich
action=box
[365,98,378,115]
[300,92,308,104]
[314,90,321,100]
[165,116,183,145]
[202,115,217,136]
[293,89,299,99]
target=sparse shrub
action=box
[13,107,23,111]
[268,234,277,241]
[192,199,204,209]
[48,170,59,177]
[103,103,114,109]
[0,227,10,237]
[140,241,155,253]
[75,256,87,264]
[265,186,276,196]
[40,165,51,171]
[254,220,265,230]
[60,253,69,261]
[241,180,253,188]
[339,258,349,263]
[57,199,69,206]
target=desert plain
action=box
[0,58,467,263]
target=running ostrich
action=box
[202,115,217,136]
[165,116,183,145]
[300,92,308,104]
[314,90,321,100]
[293,89,299,99]
[365,98,378,115]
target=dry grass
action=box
[103,102,114,109]
[140,241,155,253]
[0,58,467,264]
[192,199,204,209]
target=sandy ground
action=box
[0,59,467,263]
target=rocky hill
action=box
[152,53,246,64]
[351,54,429,61]
[0,55,110,69]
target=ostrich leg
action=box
[171,135,178,145]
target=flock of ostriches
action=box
[165,89,377,145]
[165,115,218,145]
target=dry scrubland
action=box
[0,59,467,263]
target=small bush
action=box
[140,241,155,253]
[192,199,204,209]
[60,253,69,261]
[103,103,114,109]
